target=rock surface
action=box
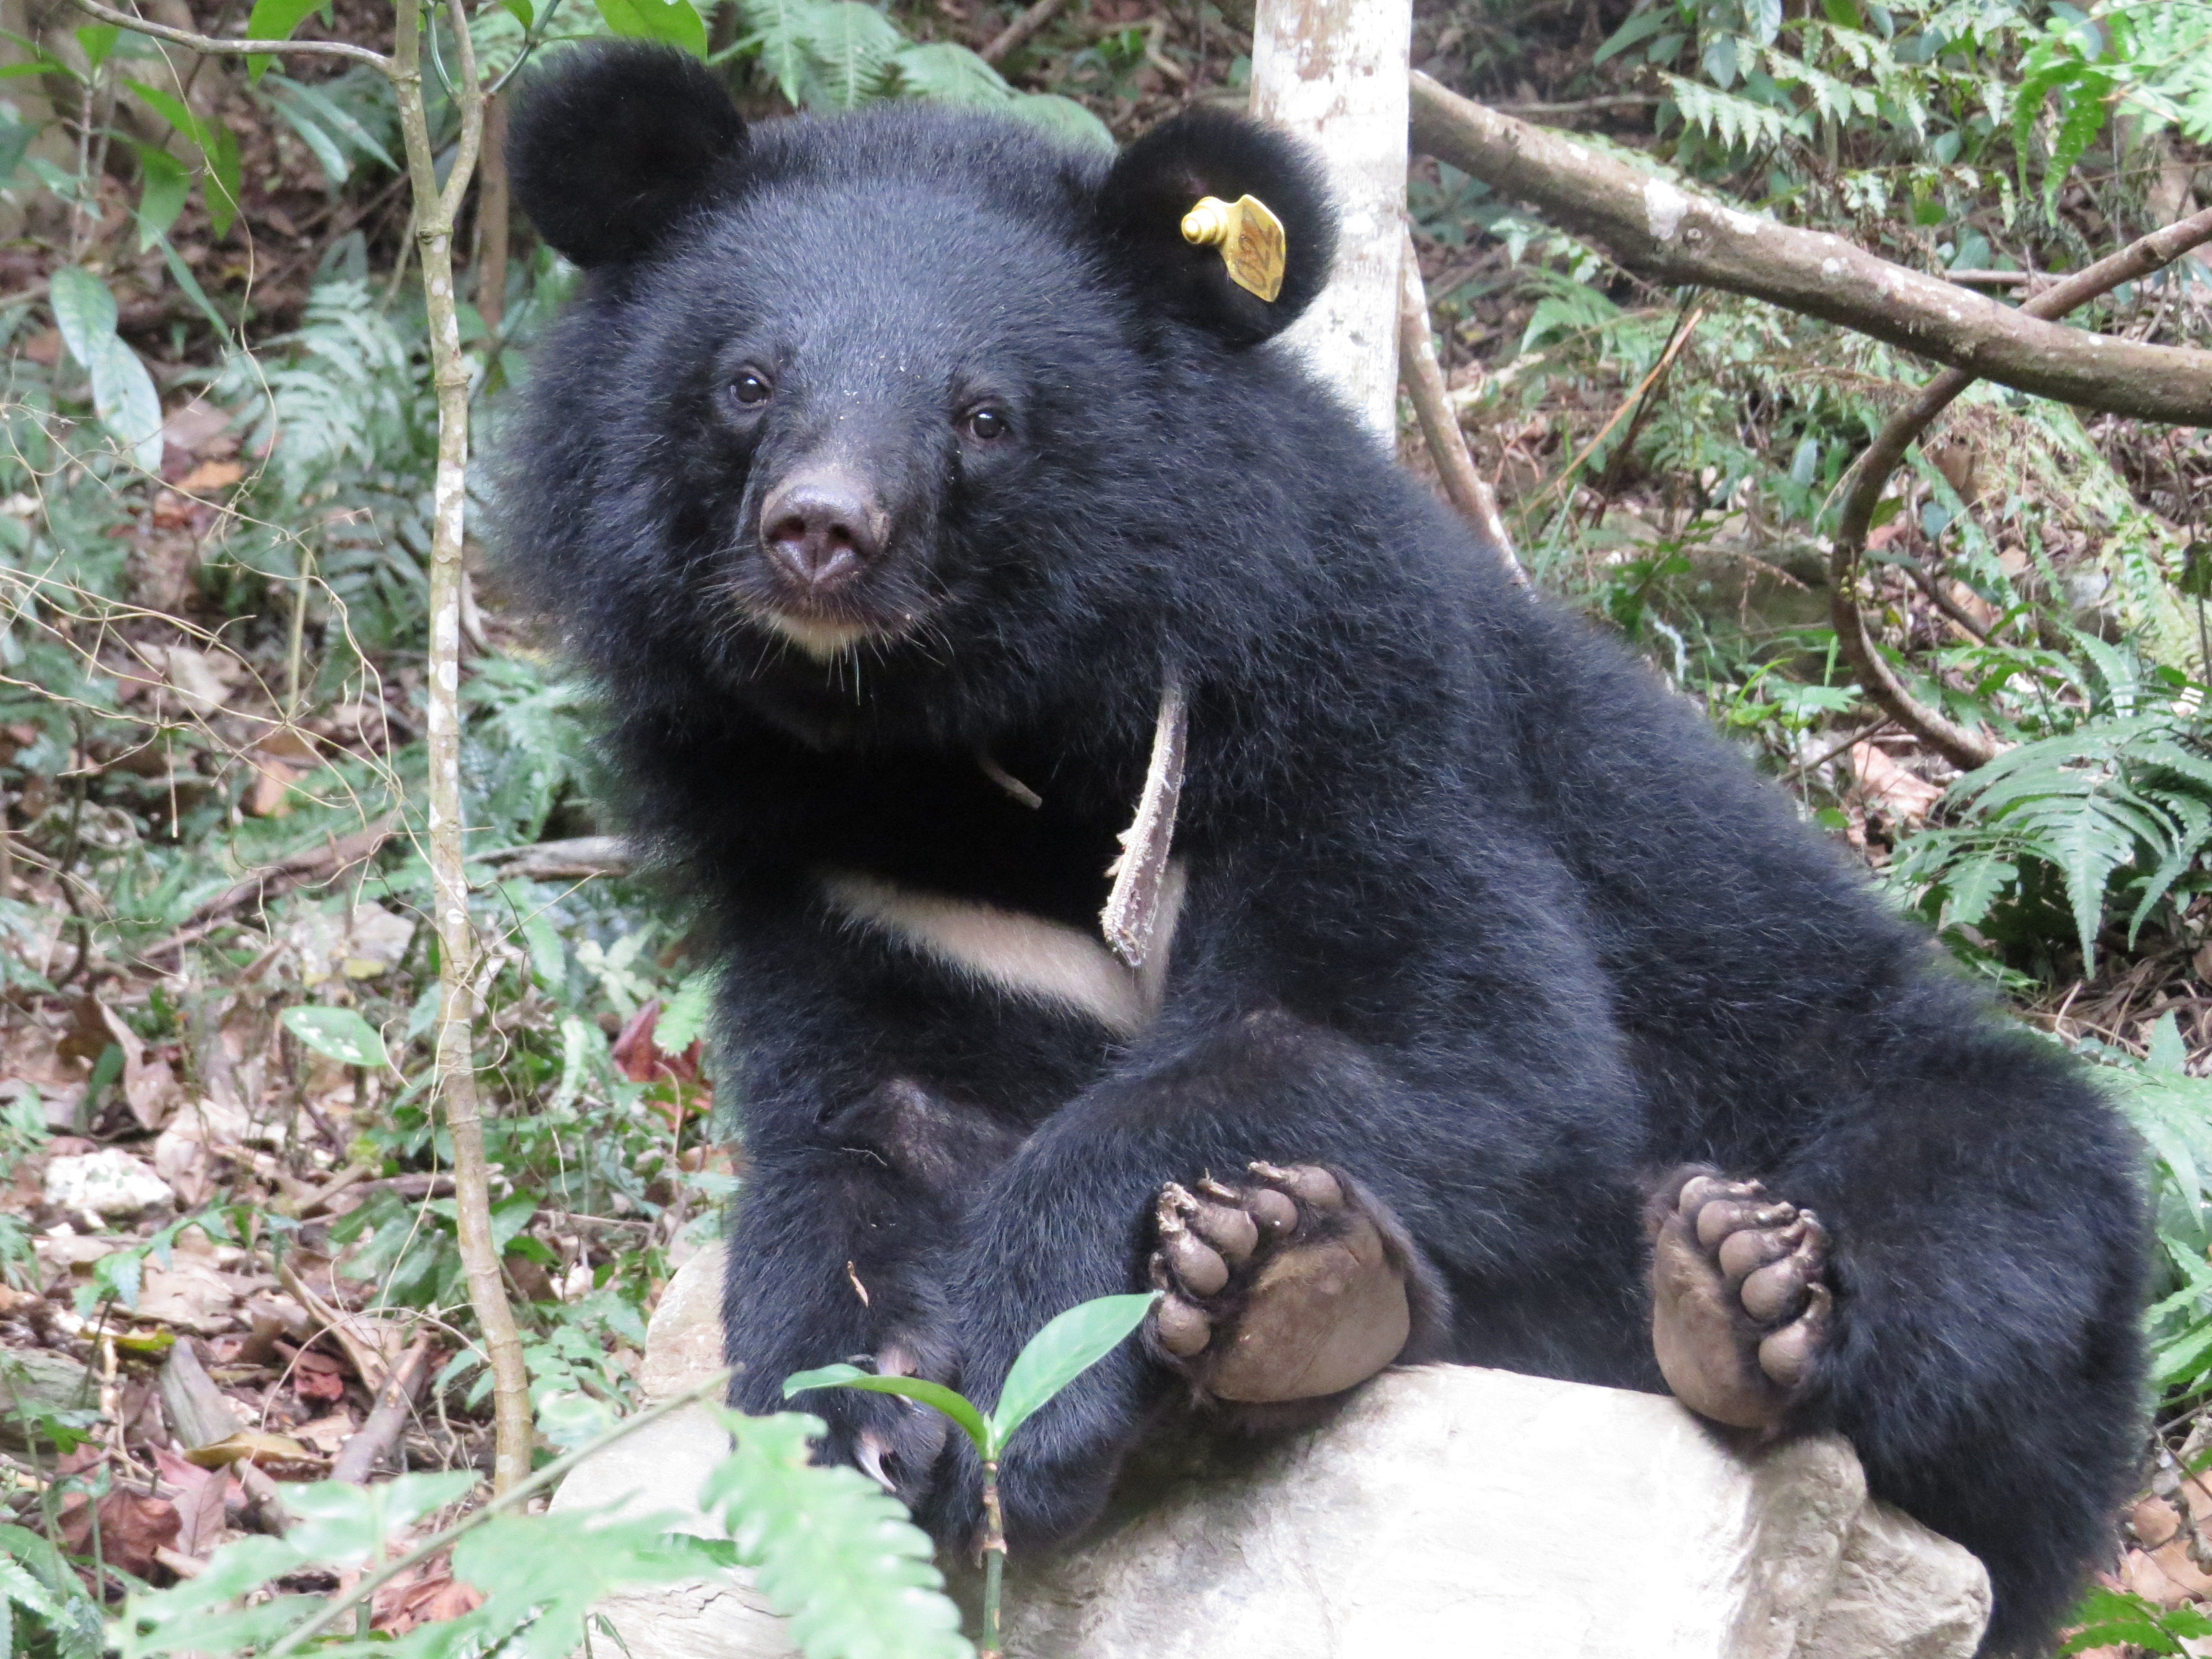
[555,1243,1990,1659]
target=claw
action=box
[854,1429,898,1495]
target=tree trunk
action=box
[1248,0,1411,435]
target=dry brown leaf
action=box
[247,758,304,819]
[152,1446,227,1557]
[137,1256,242,1335]
[175,460,244,493]
[1850,742,1944,827]
[59,1488,181,1579]
[373,1556,485,1634]
[293,1412,359,1455]
[182,1428,324,1479]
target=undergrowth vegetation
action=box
[0,0,2207,1650]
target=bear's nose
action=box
[760,475,884,593]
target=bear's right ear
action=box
[1091,108,1335,347]
[507,43,748,269]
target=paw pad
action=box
[1146,1162,1408,1404]
[1650,1168,1833,1429]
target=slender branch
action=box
[388,0,531,1500]
[1396,226,1526,584]
[1407,72,2212,424]
[64,0,390,70]
[1827,200,2212,771]
[264,1370,736,1659]
[980,0,1065,64]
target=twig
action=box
[332,1335,435,1483]
[981,0,1066,64]
[1826,199,2212,771]
[264,1369,735,1659]
[1536,298,1706,509]
[397,0,532,1500]
[65,0,390,69]
[142,811,399,958]
[1407,73,2212,424]
[1396,226,1526,584]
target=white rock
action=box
[43,1149,173,1218]
[556,1243,1990,1659]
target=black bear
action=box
[500,43,2146,1654]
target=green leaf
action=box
[205,122,241,237]
[75,23,119,69]
[265,72,398,171]
[1008,92,1115,152]
[653,967,719,1053]
[279,1004,391,1069]
[702,1410,973,1659]
[782,1363,992,1455]
[800,1,900,108]
[266,91,349,187]
[988,1291,1157,1455]
[594,0,709,55]
[50,267,164,474]
[242,0,327,81]
[1593,4,1671,65]
[49,263,118,367]
[891,40,1010,104]
[127,142,190,250]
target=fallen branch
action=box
[1407,73,2212,424]
[332,1335,436,1484]
[1396,226,1526,584]
[1828,200,2212,771]
[981,0,1066,64]
[140,812,398,958]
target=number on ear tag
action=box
[1180,194,1286,304]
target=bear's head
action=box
[501,44,1345,746]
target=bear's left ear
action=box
[508,42,748,269]
[1091,108,1335,346]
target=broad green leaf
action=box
[243,0,328,80]
[127,79,209,150]
[989,1291,1157,1454]
[51,268,164,474]
[1593,5,1670,65]
[75,23,119,68]
[49,264,118,368]
[782,1362,992,1455]
[1008,92,1115,152]
[128,142,190,250]
[594,0,708,55]
[279,1004,391,1069]
[702,1410,972,1659]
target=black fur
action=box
[497,46,2147,1655]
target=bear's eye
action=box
[963,406,1010,442]
[730,370,773,408]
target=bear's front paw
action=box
[1647,1166,1832,1431]
[1146,1162,1411,1403]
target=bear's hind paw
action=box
[1146,1163,1411,1405]
[1647,1166,1832,1431]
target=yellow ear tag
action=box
[1180,194,1286,304]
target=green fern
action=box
[1888,705,2212,968]
[703,1410,973,1659]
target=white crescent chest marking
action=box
[820,863,1186,1036]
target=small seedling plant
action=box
[785,1290,1160,1659]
